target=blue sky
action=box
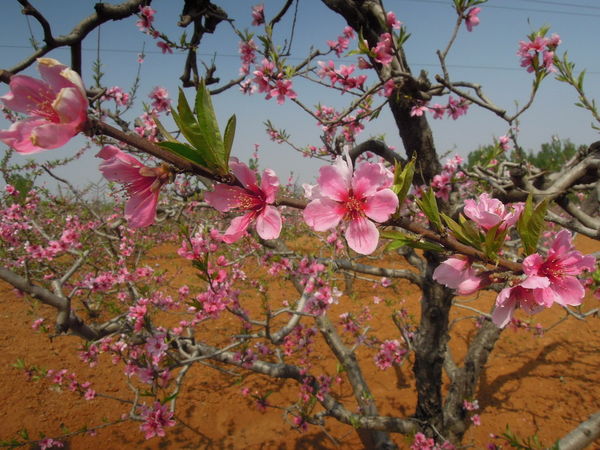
[1,0,600,188]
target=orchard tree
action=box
[1,1,600,449]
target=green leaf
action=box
[381,230,445,253]
[195,80,226,170]
[223,114,236,167]
[440,213,484,250]
[483,222,508,261]
[158,141,212,168]
[392,156,415,206]
[152,114,178,143]
[415,188,443,232]
[517,194,549,255]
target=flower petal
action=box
[0,118,48,153]
[125,187,159,228]
[492,287,517,328]
[30,122,78,149]
[345,216,379,255]
[230,159,257,189]
[317,164,351,202]
[255,205,282,239]
[260,168,279,204]
[205,184,246,212]
[363,189,398,222]
[0,75,52,114]
[549,276,585,306]
[303,198,344,231]
[352,162,391,198]
[221,212,255,243]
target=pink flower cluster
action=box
[410,96,469,121]
[317,60,367,93]
[374,339,407,370]
[464,7,481,32]
[251,4,265,26]
[372,32,394,66]
[518,33,561,73]
[149,86,171,113]
[97,145,172,228]
[327,26,355,57]
[139,401,176,439]
[205,158,281,243]
[463,193,523,231]
[303,152,398,255]
[239,39,258,75]
[102,86,130,107]
[252,59,297,104]
[0,58,88,153]
[492,230,595,327]
[411,432,455,450]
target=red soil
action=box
[1,237,599,449]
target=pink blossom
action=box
[492,230,595,327]
[465,7,481,32]
[386,11,402,30]
[251,4,265,26]
[32,317,45,330]
[433,256,486,295]
[97,145,172,228]
[498,135,510,151]
[357,57,373,70]
[411,433,435,450]
[303,152,398,255]
[136,6,155,32]
[446,96,469,119]
[39,438,64,450]
[157,41,173,54]
[0,58,88,153]
[102,86,130,107]
[463,193,523,231]
[373,33,394,66]
[205,159,282,243]
[149,86,170,112]
[374,339,406,370]
[270,79,297,104]
[381,78,396,97]
[139,401,176,439]
[410,102,429,117]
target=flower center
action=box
[344,193,365,220]
[236,190,264,211]
[28,88,60,122]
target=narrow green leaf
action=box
[416,188,443,232]
[392,157,415,206]
[442,213,474,247]
[223,114,236,167]
[158,141,211,168]
[381,230,445,253]
[517,194,548,255]
[152,114,177,143]
[483,223,506,261]
[195,80,225,169]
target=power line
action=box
[402,0,600,18]
[1,44,598,75]
[521,0,600,10]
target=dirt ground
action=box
[1,237,599,449]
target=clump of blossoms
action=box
[303,151,398,255]
[0,58,88,153]
[492,229,595,327]
[518,32,561,74]
[97,145,173,228]
[205,158,282,243]
[252,58,297,104]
